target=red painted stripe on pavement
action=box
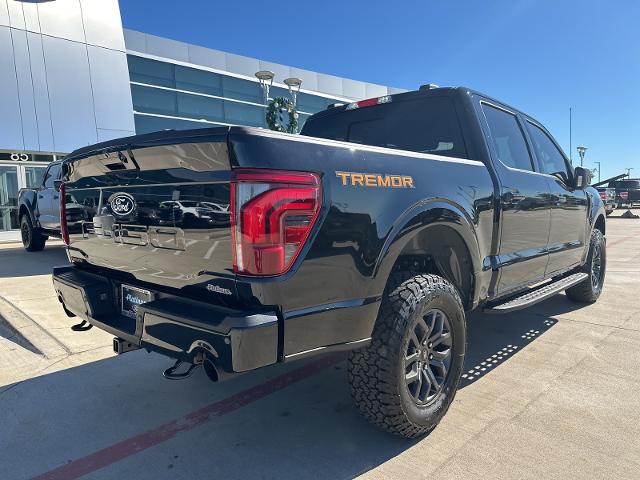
[32,352,346,480]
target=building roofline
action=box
[122,28,405,101]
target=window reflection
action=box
[128,54,347,133]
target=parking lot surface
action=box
[1,211,639,480]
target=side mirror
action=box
[53,179,63,192]
[573,166,591,189]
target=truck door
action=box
[38,163,61,229]
[524,120,588,275]
[480,102,552,294]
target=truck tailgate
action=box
[63,129,236,297]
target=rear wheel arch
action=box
[18,204,30,221]
[18,204,39,229]
[372,204,482,310]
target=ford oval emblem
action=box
[109,192,136,217]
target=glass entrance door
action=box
[0,163,49,233]
[0,165,19,231]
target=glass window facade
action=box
[128,55,346,134]
[134,115,222,133]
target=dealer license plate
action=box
[121,284,153,319]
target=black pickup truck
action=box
[608,178,640,207]
[52,86,606,438]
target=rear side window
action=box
[481,104,534,171]
[526,122,571,183]
[302,96,467,158]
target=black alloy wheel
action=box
[566,228,606,303]
[590,241,603,290]
[404,309,452,406]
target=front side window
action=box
[526,122,571,183]
[481,104,534,171]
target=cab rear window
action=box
[302,96,467,159]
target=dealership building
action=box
[0,0,400,241]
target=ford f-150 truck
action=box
[52,86,606,438]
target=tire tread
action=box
[348,274,464,438]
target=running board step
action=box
[484,273,589,314]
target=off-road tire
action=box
[348,274,466,438]
[20,215,46,252]
[566,228,606,303]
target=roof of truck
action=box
[305,85,528,123]
[63,85,532,163]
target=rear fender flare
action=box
[371,199,483,307]
[18,198,38,229]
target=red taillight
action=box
[230,169,322,276]
[59,182,69,245]
[620,191,629,200]
[599,191,606,200]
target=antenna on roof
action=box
[419,84,440,91]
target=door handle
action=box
[503,191,525,204]
[53,195,59,200]
[38,195,44,199]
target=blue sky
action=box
[120,0,639,180]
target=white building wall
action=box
[0,0,135,154]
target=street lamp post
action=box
[625,168,634,177]
[283,77,302,109]
[576,146,587,167]
[283,77,302,133]
[594,161,601,183]
[255,70,275,105]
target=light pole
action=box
[625,168,634,177]
[576,146,587,167]
[283,77,302,109]
[255,70,275,105]
[594,161,601,183]
[283,77,302,133]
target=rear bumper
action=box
[52,265,278,374]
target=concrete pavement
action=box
[0,211,639,479]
